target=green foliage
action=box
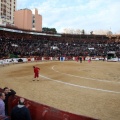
[9,54,18,58]
[42,27,57,34]
[81,29,85,34]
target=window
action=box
[33,20,35,23]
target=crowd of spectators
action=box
[0,30,120,59]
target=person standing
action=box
[76,56,79,62]
[33,66,40,81]
[88,57,91,63]
[11,98,31,120]
[0,92,9,120]
[83,56,86,62]
[79,56,82,63]
[3,87,16,116]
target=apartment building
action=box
[14,8,42,31]
[32,9,42,31]
[0,0,16,25]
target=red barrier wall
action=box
[7,95,98,120]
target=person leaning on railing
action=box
[3,87,16,116]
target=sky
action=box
[17,0,120,34]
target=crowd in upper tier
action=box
[0,30,120,59]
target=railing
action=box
[0,88,98,120]
[8,95,98,120]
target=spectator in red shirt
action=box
[33,66,40,81]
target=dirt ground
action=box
[0,61,120,120]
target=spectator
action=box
[0,92,9,120]
[11,98,31,120]
[79,56,82,63]
[3,87,16,115]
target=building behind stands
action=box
[0,0,42,32]
[0,0,16,25]
[14,8,42,31]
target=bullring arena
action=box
[0,60,120,120]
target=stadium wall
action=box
[0,56,120,65]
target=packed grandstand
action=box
[0,26,120,60]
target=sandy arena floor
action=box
[0,61,120,120]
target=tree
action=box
[42,27,57,34]
[107,31,113,36]
[81,29,85,35]
[90,31,93,35]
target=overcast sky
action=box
[17,0,120,34]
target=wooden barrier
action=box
[7,95,98,120]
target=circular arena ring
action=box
[0,61,120,120]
